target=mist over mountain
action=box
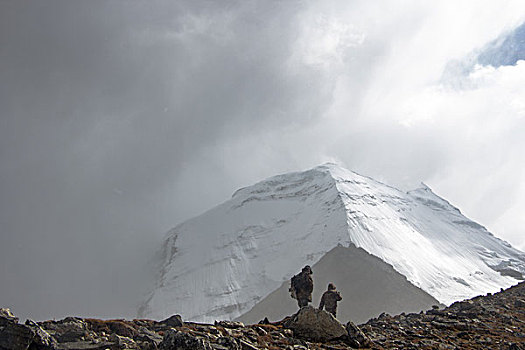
[140,164,525,323]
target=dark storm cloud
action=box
[0,0,340,320]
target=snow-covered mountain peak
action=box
[231,162,392,203]
[231,164,336,201]
[140,164,525,323]
[230,162,401,208]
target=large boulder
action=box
[52,318,91,343]
[284,306,347,342]
[160,314,183,328]
[26,320,58,349]
[0,321,35,350]
[0,314,57,350]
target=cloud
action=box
[1,0,525,320]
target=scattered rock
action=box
[56,341,117,350]
[215,320,244,329]
[215,336,240,350]
[345,321,373,348]
[362,282,525,349]
[258,317,270,325]
[109,333,137,348]
[239,339,259,350]
[1,281,524,350]
[57,328,90,343]
[0,308,18,323]
[159,329,212,350]
[134,326,163,345]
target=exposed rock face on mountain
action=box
[237,244,440,324]
[1,282,524,349]
[140,163,525,323]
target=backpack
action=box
[289,274,299,299]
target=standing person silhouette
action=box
[289,265,314,308]
[319,283,342,317]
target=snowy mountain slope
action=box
[476,21,525,68]
[329,166,524,304]
[237,244,440,325]
[139,163,525,323]
[442,21,525,84]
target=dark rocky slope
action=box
[238,244,440,325]
[361,281,525,349]
[1,282,524,349]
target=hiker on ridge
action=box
[289,265,314,308]
[319,283,342,317]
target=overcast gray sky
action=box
[1,0,525,321]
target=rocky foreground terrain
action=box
[1,282,524,350]
[362,281,524,349]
